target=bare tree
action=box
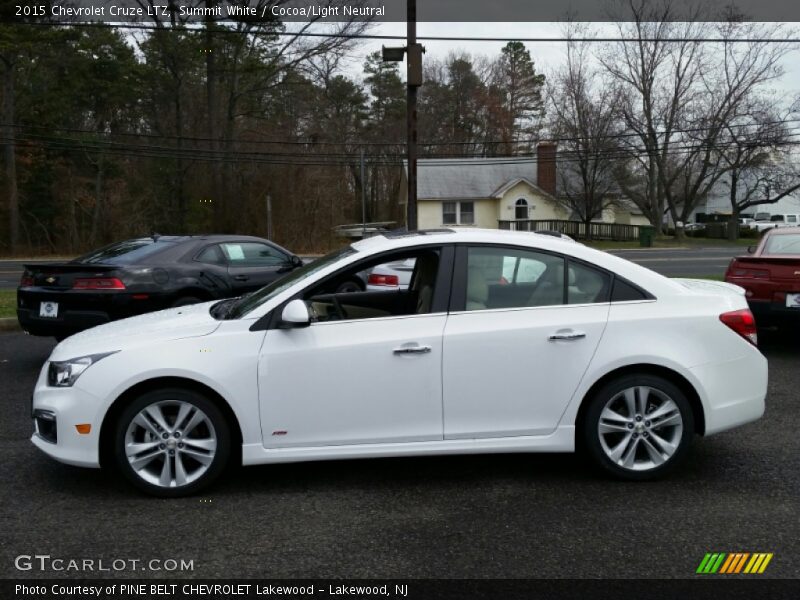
[601,0,796,237]
[718,98,800,238]
[549,27,623,238]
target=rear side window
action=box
[76,239,172,265]
[196,245,226,265]
[465,246,565,310]
[611,278,649,301]
[763,233,800,255]
[567,261,611,304]
[221,242,288,267]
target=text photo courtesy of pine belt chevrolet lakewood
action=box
[16,235,304,340]
[29,229,768,497]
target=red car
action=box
[725,227,800,327]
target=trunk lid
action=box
[23,262,119,291]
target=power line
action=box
[22,21,800,44]
[7,117,800,149]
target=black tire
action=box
[582,374,694,481]
[113,388,231,497]
[335,279,363,294]
[171,296,203,308]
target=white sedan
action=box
[31,229,767,496]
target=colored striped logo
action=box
[696,552,773,574]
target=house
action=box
[400,144,649,230]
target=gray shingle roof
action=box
[406,157,539,200]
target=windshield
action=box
[226,246,356,319]
[75,239,174,264]
[763,234,800,255]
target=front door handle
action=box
[233,275,249,282]
[548,331,586,341]
[393,345,432,355]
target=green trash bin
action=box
[638,225,656,247]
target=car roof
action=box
[352,228,683,296]
[762,226,800,235]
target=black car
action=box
[17,234,303,339]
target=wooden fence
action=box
[498,219,643,241]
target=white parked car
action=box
[31,229,767,496]
[753,214,800,233]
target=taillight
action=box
[728,268,769,279]
[72,277,126,290]
[20,273,34,287]
[367,273,399,287]
[720,309,758,346]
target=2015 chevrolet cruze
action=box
[31,229,768,496]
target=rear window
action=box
[763,234,800,255]
[75,239,174,265]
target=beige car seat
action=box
[466,267,489,310]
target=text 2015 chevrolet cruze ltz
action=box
[30,229,767,496]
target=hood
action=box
[51,301,221,360]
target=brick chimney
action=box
[537,142,557,196]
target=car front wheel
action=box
[582,374,694,480]
[113,389,231,497]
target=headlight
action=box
[47,352,118,387]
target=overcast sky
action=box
[332,21,800,95]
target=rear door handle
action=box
[233,275,249,281]
[548,331,586,341]
[393,345,432,355]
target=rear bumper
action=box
[18,307,110,337]
[748,299,800,326]
[691,352,768,436]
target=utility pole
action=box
[266,193,273,240]
[406,0,419,231]
[382,0,423,231]
[360,148,367,239]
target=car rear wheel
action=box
[113,389,230,497]
[582,374,694,480]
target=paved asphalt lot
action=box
[0,246,745,290]
[0,331,798,580]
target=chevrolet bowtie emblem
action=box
[45,276,56,284]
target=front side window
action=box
[770,215,785,222]
[226,247,355,319]
[465,246,565,310]
[221,242,287,267]
[304,248,442,322]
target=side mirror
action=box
[280,299,311,328]
[747,245,756,254]
[291,255,303,268]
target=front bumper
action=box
[30,365,103,468]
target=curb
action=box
[0,318,21,333]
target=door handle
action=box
[233,275,249,281]
[548,331,586,341]
[393,345,432,355]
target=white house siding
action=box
[418,198,497,229]
[498,181,569,222]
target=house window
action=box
[515,198,529,220]
[442,201,474,226]
[442,202,457,225]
